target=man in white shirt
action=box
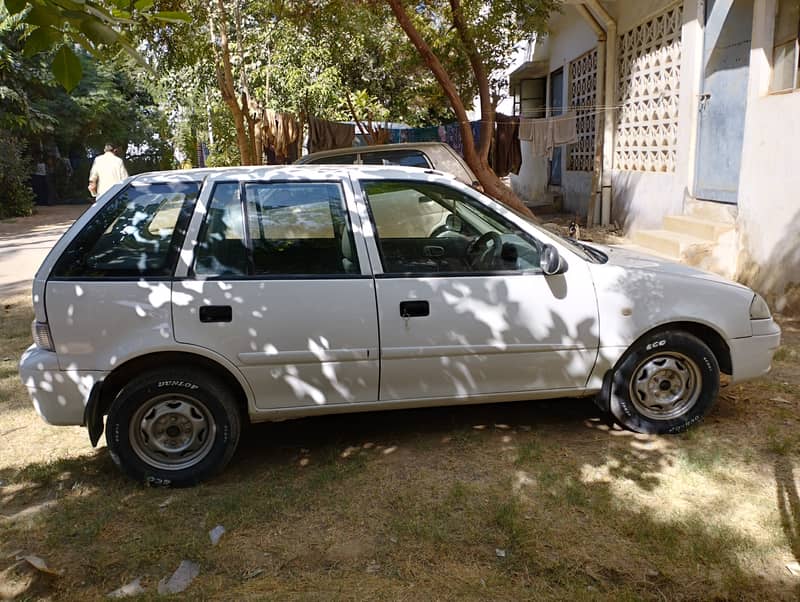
[88,143,128,197]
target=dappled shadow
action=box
[776,457,800,565]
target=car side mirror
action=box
[540,244,568,275]
[445,214,463,233]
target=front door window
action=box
[362,180,541,274]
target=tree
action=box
[383,0,555,216]
[1,0,188,91]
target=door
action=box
[173,176,380,409]
[356,178,599,401]
[549,68,565,186]
[694,0,754,204]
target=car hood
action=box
[588,243,751,292]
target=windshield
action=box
[486,196,608,264]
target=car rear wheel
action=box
[609,331,720,434]
[106,369,241,487]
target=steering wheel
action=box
[466,231,502,270]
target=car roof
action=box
[128,164,459,185]
[296,141,454,161]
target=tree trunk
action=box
[209,0,251,165]
[386,0,533,218]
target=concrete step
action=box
[662,215,734,242]
[631,229,711,258]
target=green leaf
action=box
[51,0,88,10]
[51,44,82,91]
[22,25,62,57]
[25,5,63,28]
[134,0,154,11]
[5,0,28,14]
[150,10,191,24]
[78,17,120,45]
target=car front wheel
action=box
[609,331,720,434]
[106,369,241,486]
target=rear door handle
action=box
[199,305,232,323]
[400,300,430,318]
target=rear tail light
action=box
[32,321,55,351]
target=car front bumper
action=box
[19,345,107,426]
[728,319,782,384]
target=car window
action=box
[362,181,541,275]
[245,182,359,275]
[52,182,200,278]
[195,182,249,276]
[306,153,358,165]
[360,150,431,168]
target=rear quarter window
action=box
[52,181,201,278]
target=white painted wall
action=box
[610,0,702,230]
[511,6,598,208]
[736,0,800,312]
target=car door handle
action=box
[400,300,429,318]
[199,305,232,323]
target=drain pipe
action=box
[584,0,617,226]
[575,5,605,227]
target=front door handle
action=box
[199,305,232,323]
[400,300,430,318]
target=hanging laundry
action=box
[552,111,578,146]
[309,117,355,152]
[444,122,463,157]
[493,113,521,177]
[520,118,554,158]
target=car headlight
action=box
[749,293,772,320]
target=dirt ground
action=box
[1,209,799,600]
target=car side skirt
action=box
[246,386,598,423]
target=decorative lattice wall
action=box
[567,49,598,172]
[614,4,683,172]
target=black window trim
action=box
[49,180,204,282]
[189,178,365,280]
[359,179,545,278]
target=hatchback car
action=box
[20,165,780,486]
[296,142,478,187]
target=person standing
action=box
[88,143,128,198]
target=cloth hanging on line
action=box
[309,117,355,152]
[519,111,578,159]
[493,113,522,177]
[552,111,578,146]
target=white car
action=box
[20,166,780,486]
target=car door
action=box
[353,176,600,402]
[172,173,380,410]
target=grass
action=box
[2,301,800,600]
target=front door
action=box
[694,0,754,204]
[549,68,565,186]
[173,175,380,409]
[355,178,599,402]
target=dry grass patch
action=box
[1,298,800,600]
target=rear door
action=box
[172,173,380,410]
[353,176,599,402]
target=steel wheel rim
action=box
[629,351,702,421]
[129,394,216,471]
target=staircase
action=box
[625,213,738,279]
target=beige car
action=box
[296,142,479,187]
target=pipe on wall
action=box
[583,0,617,226]
[575,5,606,227]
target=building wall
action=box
[512,8,597,208]
[736,0,800,313]
[610,0,702,231]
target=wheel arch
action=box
[88,350,252,446]
[595,320,732,413]
[631,321,732,376]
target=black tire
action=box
[609,331,719,434]
[106,368,241,487]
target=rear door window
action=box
[360,150,431,168]
[193,181,360,277]
[52,181,201,278]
